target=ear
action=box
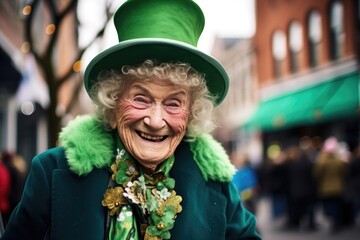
[109,120,117,129]
[109,112,117,129]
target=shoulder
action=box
[30,147,67,171]
[188,134,236,182]
[59,115,115,176]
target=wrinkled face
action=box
[110,78,190,171]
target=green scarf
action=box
[102,135,182,240]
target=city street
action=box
[256,197,360,240]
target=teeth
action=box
[140,132,164,141]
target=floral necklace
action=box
[102,139,182,240]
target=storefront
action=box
[0,47,46,164]
[244,71,360,156]
[0,46,21,152]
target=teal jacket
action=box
[2,116,261,240]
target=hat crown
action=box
[114,0,205,47]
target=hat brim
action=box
[84,38,229,105]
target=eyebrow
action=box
[131,84,188,99]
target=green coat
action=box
[2,116,261,240]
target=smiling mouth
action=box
[136,131,168,142]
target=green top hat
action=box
[84,0,229,105]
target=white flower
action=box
[157,188,171,200]
[117,205,133,221]
[117,212,125,222]
[119,149,126,156]
[116,148,126,158]
[126,181,134,188]
[123,181,141,204]
[138,176,146,190]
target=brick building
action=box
[246,0,360,158]
[212,0,360,162]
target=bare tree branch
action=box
[57,0,114,86]
[65,74,83,114]
[56,24,105,87]
[43,0,60,63]
[58,0,78,20]
[24,0,42,68]
[23,0,115,147]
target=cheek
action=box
[117,100,145,126]
[165,110,189,133]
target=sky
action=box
[195,0,256,52]
[78,0,255,66]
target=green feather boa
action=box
[59,115,235,182]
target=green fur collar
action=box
[59,115,235,182]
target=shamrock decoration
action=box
[102,148,182,240]
[147,207,175,239]
[111,149,139,185]
[101,186,128,216]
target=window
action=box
[329,1,344,60]
[272,30,287,78]
[289,21,303,72]
[308,10,322,66]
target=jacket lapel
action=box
[51,168,109,239]
[170,141,226,240]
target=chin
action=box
[134,154,169,171]
[134,150,172,164]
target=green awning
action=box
[244,71,360,132]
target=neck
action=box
[137,160,161,173]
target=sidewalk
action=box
[255,197,360,240]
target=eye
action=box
[164,100,181,108]
[163,99,183,114]
[131,95,151,109]
[133,95,149,103]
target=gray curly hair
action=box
[90,59,216,138]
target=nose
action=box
[143,103,166,129]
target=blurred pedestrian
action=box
[347,145,360,224]
[0,153,11,226]
[299,136,320,163]
[1,151,27,226]
[286,146,317,230]
[313,137,348,232]
[267,150,289,220]
[232,153,259,215]
[337,141,354,227]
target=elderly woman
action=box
[2,1,261,239]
